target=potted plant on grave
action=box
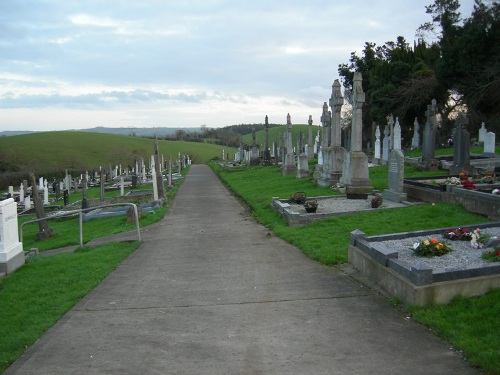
[289,192,306,204]
[303,199,318,213]
[371,195,383,208]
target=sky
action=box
[0,0,477,132]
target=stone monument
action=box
[383,123,407,203]
[374,125,381,163]
[0,198,24,275]
[484,132,496,156]
[450,113,471,174]
[411,117,420,149]
[262,116,272,166]
[340,72,372,196]
[479,122,487,144]
[307,115,314,159]
[282,113,296,175]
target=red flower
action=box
[496,251,500,257]
[430,239,439,244]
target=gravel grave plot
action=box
[288,196,408,214]
[380,228,500,270]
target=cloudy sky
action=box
[0,0,476,132]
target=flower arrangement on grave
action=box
[493,189,500,195]
[445,177,461,185]
[289,192,306,204]
[479,173,495,184]
[443,227,475,241]
[303,199,318,213]
[412,238,452,257]
[459,170,468,179]
[482,246,500,262]
[462,180,476,189]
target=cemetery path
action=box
[5,165,478,375]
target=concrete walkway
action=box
[5,165,478,374]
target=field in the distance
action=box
[0,131,238,171]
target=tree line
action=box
[338,0,499,146]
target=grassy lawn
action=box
[212,162,500,374]
[0,167,190,373]
[19,167,188,252]
[0,241,141,373]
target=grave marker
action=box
[484,132,496,156]
[0,198,24,275]
[340,72,372,195]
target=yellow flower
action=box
[423,240,430,246]
[437,243,443,250]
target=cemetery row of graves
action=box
[0,135,192,277]
[216,73,500,307]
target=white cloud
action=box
[0,0,478,131]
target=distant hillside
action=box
[77,126,201,137]
[0,127,201,138]
[0,131,237,174]
[0,130,35,137]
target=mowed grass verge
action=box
[0,241,141,373]
[0,167,189,372]
[212,162,500,374]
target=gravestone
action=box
[314,104,330,181]
[317,79,346,187]
[81,175,88,210]
[154,135,165,198]
[374,125,381,163]
[250,128,260,165]
[411,117,420,149]
[19,183,24,203]
[43,179,49,205]
[30,173,53,241]
[99,168,105,203]
[393,117,402,151]
[479,122,487,144]
[340,72,373,195]
[383,149,407,203]
[120,178,125,196]
[262,116,272,165]
[484,132,496,156]
[307,115,314,159]
[387,114,394,151]
[297,154,309,179]
[0,198,24,275]
[167,156,173,188]
[282,113,296,175]
[422,99,437,162]
[450,113,471,174]
[382,126,389,164]
[151,155,159,201]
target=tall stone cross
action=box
[320,102,331,149]
[351,72,365,152]
[329,79,344,147]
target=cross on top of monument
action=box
[321,102,330,127]
[455,112,468,129]
[329,79,344,111]
[308,115,313,126]
[387,114,394,126]
[352,72,365,108]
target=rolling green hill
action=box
[242,124,320,147]
[0,131,237,172]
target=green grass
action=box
[214,163,491,264]
[0,131,237,171]
[406,290,500,374]
[0,241,141,373]
[212,161,500,373]
[20,165,189,252]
